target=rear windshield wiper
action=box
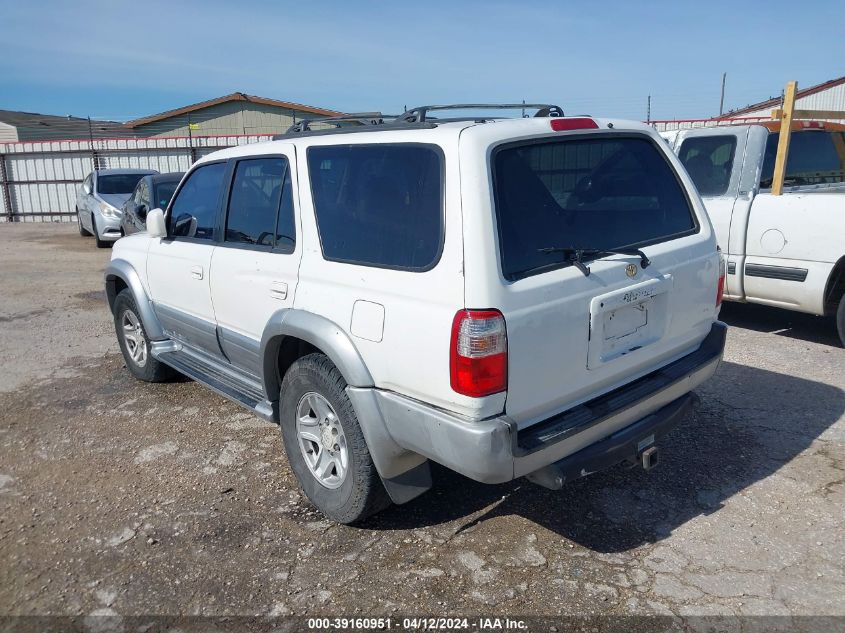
[537,246,651,277]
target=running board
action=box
[151,342,276,422]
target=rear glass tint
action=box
[678,135,737,196]
[493,135,696,281]
[308,144,442,270]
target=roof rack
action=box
[399,103,564,123]
[274,102,566,139]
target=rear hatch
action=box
[460,120,720,428]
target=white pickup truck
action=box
[663,122,845,345]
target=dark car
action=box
[120,172,184,236]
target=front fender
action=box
[104,260,165,340]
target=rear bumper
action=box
[524,392,696,489]
[368,321,726,485]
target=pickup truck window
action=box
[493,136,696,281]
[760,130,845,188]
[677,136,736,196]
[308,144,442,271]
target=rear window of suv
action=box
[493,135,697,281]
[308,144,443,271]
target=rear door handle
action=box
[190,265,203,280]
[270,280,288,300]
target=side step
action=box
[152,343,276,421]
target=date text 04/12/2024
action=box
[306,617,528,630]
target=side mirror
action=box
[83,183,92,195]
[146,208,166,238]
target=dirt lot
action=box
[1,224,843,627]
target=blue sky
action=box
[1,0,843,123]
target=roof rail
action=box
[399,103,564,123]
[285,112,387,134]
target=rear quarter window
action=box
[493,134,697,281]
[307,144,443,271]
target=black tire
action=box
[92,216,109,249]
[836,293,845,348]
[77,209,91,237]
[113,289,174,382]
[279,353,390,524]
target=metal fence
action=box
[0,116,782,223]
[0,134,273,222]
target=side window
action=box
[225,157,291,248]
[135,181,148,207]
[307,144,442,270]
[169,162,227,240]
[760,131,845,188]
[677,135,736,196]
[155,181,179,211]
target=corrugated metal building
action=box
[124,92,343,138]
[0,110,129,142]
[723,75,845,124]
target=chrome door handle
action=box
[270,280,288,300]
[190,265,203,280]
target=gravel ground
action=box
[0,224,843,628]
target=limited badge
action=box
[625,263,638,278]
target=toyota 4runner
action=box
[105,104,727,523]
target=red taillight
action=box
[550,117,599,132]
[450,309,507,397]
[716,249,726,307]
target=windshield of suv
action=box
[493,135,696,281]
[97,174,148,195]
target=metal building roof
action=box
[0,110,129,139]
[726,75,845,117]
[124,92,344,128]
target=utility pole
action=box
[719,72,727,116]
[87,116,99,170]
[187,113,197,164]
[646,95,651,123]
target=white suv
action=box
[105,104,726,523]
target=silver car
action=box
[76,169,158,247]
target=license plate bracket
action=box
[587,276,672,369]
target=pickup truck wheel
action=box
[77,209,91,236]
[279,353,390,524]
[92,216,109,249]
[113,289,174,382]
[836,294,845,347]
